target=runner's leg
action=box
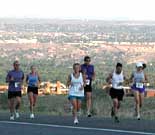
[86,92,92,116]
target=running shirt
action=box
[111,70,124,90]
[132,71,145,89]
[6,70,24,92]
[69,73,84,97]
[27,73,39,87]
[81,64,94,85]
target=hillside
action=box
[0,43,155,87]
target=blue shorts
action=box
[131,84,145,93]
[68,95,84,101]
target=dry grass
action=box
[0,89,155,120]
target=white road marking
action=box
[0,121,154,135]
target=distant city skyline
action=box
[0,0,155,20]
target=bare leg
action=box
[28,92,34,113]
[8,98,15,116]
[15,96,21,112]
[86,92,92,116]
[133,91,140,119]
[70,99,78,119]
[113,98,119,117]
[33,94,38,107]
[77,99,82,112]
[139,92,144,109]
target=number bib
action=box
[86,79,90,85]
[136,83,143,88]
[15,82,20,88]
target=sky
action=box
[0,0,155,20]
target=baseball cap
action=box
[136,62,143,67]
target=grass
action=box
[1,88,155,120]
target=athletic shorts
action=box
[8,91,22,99]
[68,95,84,101]
[109,88,124,101]
[84,80,92,92]
[27,86,38,95]
[131,84,145,93]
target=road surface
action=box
[0,113,155,135]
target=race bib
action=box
[74,86,79,92]
[136,83,143,88]
[15,82,19,88]
[86,79,90,85]
[113,83,123,89]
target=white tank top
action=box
[69,73,84,97]
[112,70,124,89]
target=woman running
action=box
[106,63,125,123]
[26,65,41,119]
[67,63,85,124]
[130,62,148,120]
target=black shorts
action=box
[8,91,22,99]
[27,86,38,95]
[84,83,92,93]
[109,88,124,101]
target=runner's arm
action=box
[106,73,112,84]
[66,74,71,88]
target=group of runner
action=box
[6,60,41,120]
[5,56,148,124]
[106,62,148,123]
[67,56,95,124]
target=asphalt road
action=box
[0,113,155,135]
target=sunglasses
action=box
[85,59,91,62]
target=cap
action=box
[136,62,143,67]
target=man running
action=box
[106,63,125,123]
[81,56,95,117]
[6,60,24,120]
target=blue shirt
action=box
[27,74,39,87]
[6,70,24,91]
[81,64,94,80]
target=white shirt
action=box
[69,73,84,97]
[112,70,124,89]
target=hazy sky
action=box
[0,0,155,20]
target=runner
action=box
[6,60,24,120]
[67,63,85,124]
[106,63,125,123]
[26,65,41,119]
[130,62,148,120]
[81,56,95,117]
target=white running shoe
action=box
[10,115,14,120]
[15,112,20,118]
[137,114,140,120]
[87,112,92,117]
[30,113,35,119]
[74,118,79,124]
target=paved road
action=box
[0,113,155,135]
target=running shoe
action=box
[74,118,79,124]
[30,113,35,119]
[137,114,140,120]
[114,116,120,123]
[15,112,20,118]
[10,115,14,120]
[87,112,91,117]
